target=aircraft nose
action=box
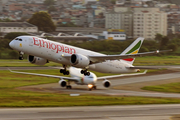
[9,40,15,48]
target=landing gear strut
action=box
[60,65,69,75]
[19,51,24,60]
[66,81,72,89]
[81,69,90,76]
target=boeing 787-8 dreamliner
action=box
[9,36,169,76]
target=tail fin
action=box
[121,37,144,65]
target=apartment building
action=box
[133,7,167,40]
[105,11,133,37]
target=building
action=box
[167,12,180,34]
[105,11,133,38]
[103,29,126,40]
[133,7,167,40]
[0,0,3,13]
[0,22,38,33]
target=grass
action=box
[1,55,180,67]
[0,69,180,107]
[134,55,180,66]
[1,56,180,107]
[1,90,180,107]
[142,83,180,93]
[0,59,61,67]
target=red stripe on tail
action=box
[123,58,134,62]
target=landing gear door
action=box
[29,38,33,46]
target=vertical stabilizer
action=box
[121,37,144,65]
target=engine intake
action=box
[103,80,111,88]
[59,80,67,87]
[71,54,90,68]
[28,55,48,66]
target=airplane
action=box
[9,36,170,76]
[9,67,147,90]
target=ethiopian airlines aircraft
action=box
[9,67,147,90]
[9,36,168,76]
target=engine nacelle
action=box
[103,80,111,88]
[58,80,67,87]
[71,54,90,68]
[28,55,48,66]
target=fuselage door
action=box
[29,38,33,46]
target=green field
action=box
[134,56,180,66]
[142,82,180,93]
[0,69,180,107]
[1,56,180,107]
[1,55,180,67]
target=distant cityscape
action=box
[0,0,180,40]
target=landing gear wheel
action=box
[84,71,90,76]
[66,85,72,89]
[60,65,69,75]
[81,70,84,74]
[66,71,69,75]
[63,71,69,75]
[60,69,64,73]
[93,86,97,90]
[81,69,90,76]
[19,51,24,60]
[19,56,23,60]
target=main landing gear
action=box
[81,69,90,76]
[19,51,24,60]
[66,81,72,89]
[88,85,97,91]
[60,65,69,75]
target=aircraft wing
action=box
[9,69,78,82]
[89,50,172,63]
[97,70,147,80]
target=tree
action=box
[9,50,19,59]
[28,11,56,32]
[155,33,163,43]
[160,36,169,50]
[167,43,178,52]
[4,32,29,40]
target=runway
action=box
[19,70,180,98]
[3,67,180,120]
[1,104,180,120]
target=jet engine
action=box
[71,54,90,68]
[58,79,67,87]
[103,80,111,88]
[28,55,48,66]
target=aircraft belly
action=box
[90,62,134,73]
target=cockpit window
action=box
[15,38,22,41]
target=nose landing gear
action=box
[19,51,24,60]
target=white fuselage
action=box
[9,36,136,73]
[69,67,97,85]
